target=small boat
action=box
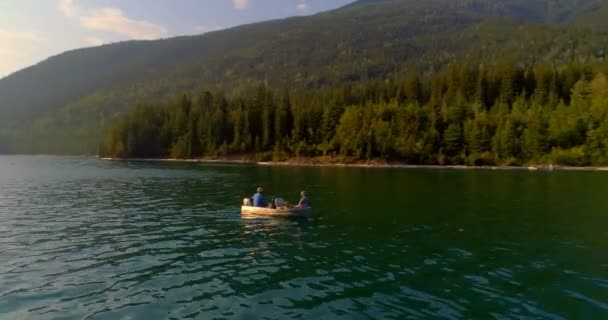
[241,205,312,217]
[241,197,311,217]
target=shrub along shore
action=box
[100,156,608,172]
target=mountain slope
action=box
[1,0,608,154]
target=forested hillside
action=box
[100,61,608,166]
[2,0,608,154]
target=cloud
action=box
[58,0,167,40]
[58,0,77,17]
[296,3,309,11]
[0,28,46,77]
[80,8,167,40]
[232,0,250,10]
[0,29,45,42]
[0,48,20,77]
[86,36,104,46]
[194,25,222,33]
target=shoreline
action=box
[99,157,608,172]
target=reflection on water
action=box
[1,156,607,319]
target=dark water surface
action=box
[1,156,607,319]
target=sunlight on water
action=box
[1,156,607,319]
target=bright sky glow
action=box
[0,0,355,78]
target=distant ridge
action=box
[1,0,608,154]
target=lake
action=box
[1,156,607,319]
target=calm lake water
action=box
[1,156,607,319]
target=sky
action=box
[0,0,355,78]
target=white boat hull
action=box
[241,206,312,217]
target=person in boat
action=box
[297,191,311,208]
[252,187,267,207]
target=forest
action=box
[100,61,608,166]
[4,0,608,154]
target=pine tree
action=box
[444,123,463,157]
[99,62,608,167]
[493,119,517,160]
[275,89,293,148]
[522,107,547,162]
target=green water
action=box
[1,156,607,319]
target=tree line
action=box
[100,61,608,166]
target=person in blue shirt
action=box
[297,191,311,208]
[252,187,267,207]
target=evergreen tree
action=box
[444,123,464,158]
[275,89,293,147]
[99,61,608,167]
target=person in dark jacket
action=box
[252,187,267,207]
[297,191,311,208]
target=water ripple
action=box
[1,156,608,319]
